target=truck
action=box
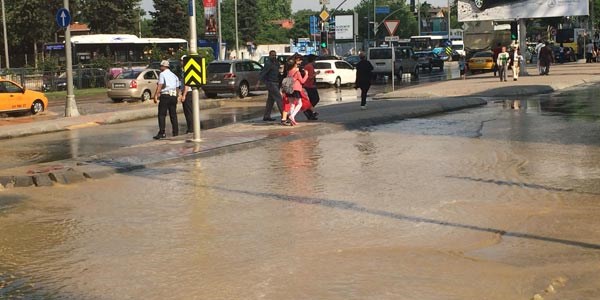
[462,21,511,57]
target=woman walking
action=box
[286,55,308,125]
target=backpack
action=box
[281,71,296,94]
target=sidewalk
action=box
[375,61,600,99]
[1,62,598,189]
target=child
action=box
[458,54,466,80]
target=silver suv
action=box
[201,60,266,98]
[367,46,419,79]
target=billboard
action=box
[335,15,354,40]
[203,0,217,38]
[458,0,589,22]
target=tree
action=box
[354,0,417,42]
[150,0,188,38]
[79,0,139,34]
[238,0,260,44]
[289,10,316,41]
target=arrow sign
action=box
[183,55,206,86]
[384,20,400,36]
[56,8,71,28]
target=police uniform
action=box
[154,61,180,139]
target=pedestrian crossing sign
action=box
[183,55,206,86]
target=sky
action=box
[141,0,447,14]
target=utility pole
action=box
[217,0,223,60]
[188,0,201,141]
[234,0,239,59]
[1,0,9,69]
[64,0,79,117]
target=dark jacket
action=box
[259,58,280,83]
[355,59,374,87]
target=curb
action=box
[0,100,224,140]
[0,98,486,189]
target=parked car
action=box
[343,55,361,67]
[467,51,494,73]
[201,60,266,98]
[106,68,160,102]
[314,60,356,88]
[0,79,48,115]
[367,46,419,79]
[43,68,107,91]
[414,51,444,71]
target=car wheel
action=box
[474,0,484,9]
[141,90,151,102]
[333,77,341,88]
[396,68,403,79]
[205,92,218,99]
[30,100,44,115]
[111,98,124,103]
[411,67,419,80]
[238,81,249,98]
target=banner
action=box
[458,0,589,22]
[203,0,217,37]
[335,15,354,40]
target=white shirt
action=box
[158,69,180,94]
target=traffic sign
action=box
[376,6,390,14]
[384,36,400,42]
[384,20,400,36]
[319,10,330,21]
[183,55,207,86]
[56,8,71,28]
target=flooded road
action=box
[2,84,600,299]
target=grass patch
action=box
[46,88,107,101]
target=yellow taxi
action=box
[467,51,494,73]
[0,79,48,115]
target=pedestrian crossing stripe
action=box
[183,55,206,86]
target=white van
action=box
[367,46,419,79]
[451,40,465,57]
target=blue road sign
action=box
[56,8,71,28]
[309,15,319,35]
[188,0,194,17]
[376,6,390,14]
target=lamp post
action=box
[1,0,9,69]
[217,0,222,60]
[234,0,239,59]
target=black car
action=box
[414,51,444,71]
[472,0,519,10]
[43,68,107,91]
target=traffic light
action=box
[510,21,518,40]
[320,31,328,48]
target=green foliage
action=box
[354,0,417,41]
[239,0,260,43]
[79,0,139,34]
[289,9,316,40]
[89,56,112,70]
[39,57,60,73]
[150,0,189,38]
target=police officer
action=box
[153,60,180,139]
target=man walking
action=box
[153,60,180,139]
[496,46,510,82]
[492,42,502,77]
[302,54,319,120]
[258,50,283,121]
[535,40,545,74]
[539,43,554,75]
[354,52,373,109]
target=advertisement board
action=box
[203,0,217,37]
[335,15,354,40]
[458,0,589,22]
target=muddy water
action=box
[2,92,600,299]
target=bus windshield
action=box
[410,35,447,51]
